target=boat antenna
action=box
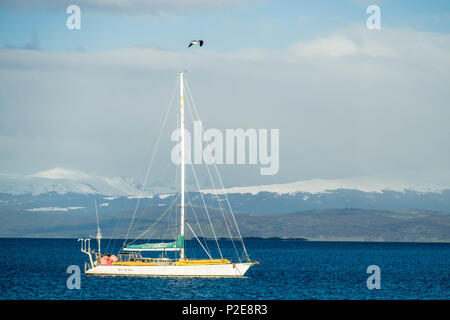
[94,199,102,255]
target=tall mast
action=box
[95,199,102,255]
[179,72,185,260]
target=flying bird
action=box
[188,40,204,48]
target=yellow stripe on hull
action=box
[112,259,231,266]
[174,259,230,266]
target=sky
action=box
[0,0,449,189]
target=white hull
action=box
[85,262,253,277]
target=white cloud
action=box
[290,36,361,59]
[26,206,85,212]
[33,167,92,180]
[286,30,400,59]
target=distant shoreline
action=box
[1,236,450,243]
[0,236,308,241]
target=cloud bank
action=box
[1,26,449,187]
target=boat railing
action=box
[78,238,95,269]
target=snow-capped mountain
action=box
[201,175,450,195]
[199,174,450,214]
[1,168,450,215]
[0,168,149,196]
[2,167,449,197]
[1,169,449,240]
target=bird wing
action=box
[199,40,203,46]
[188,43,193,47]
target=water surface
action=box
[1,238,449,299]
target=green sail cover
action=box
[126,236,184,250]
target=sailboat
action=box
[79,72,258,277]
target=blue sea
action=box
[0,238,449,300]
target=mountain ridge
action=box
[1,207,448,242]
[2,167,450,197]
